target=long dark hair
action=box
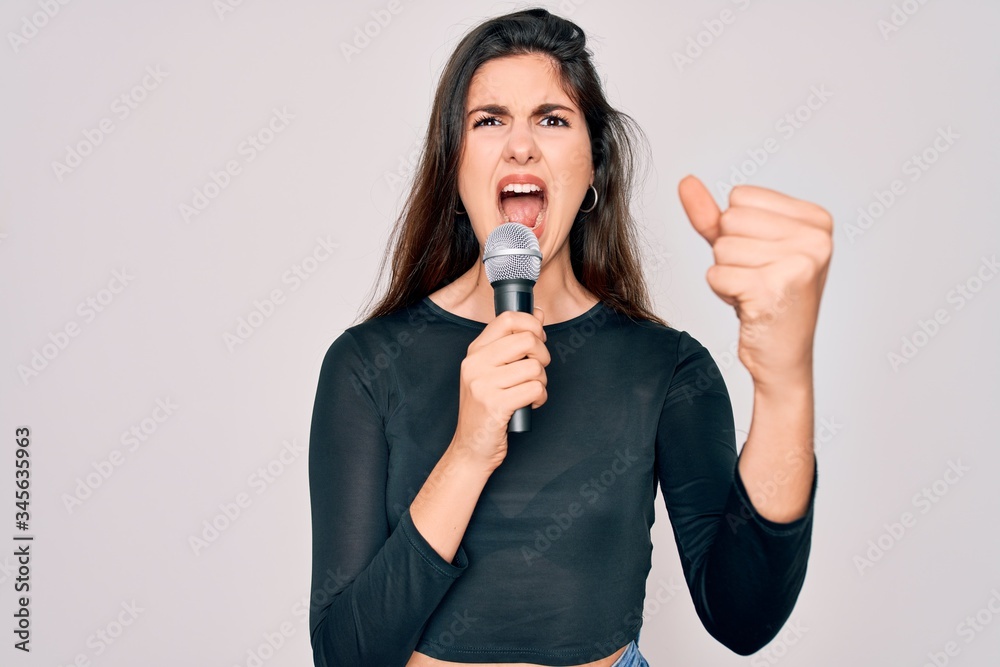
[358,7,667,327]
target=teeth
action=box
[497,181,546,229]
[501,183,543,194]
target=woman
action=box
[308,8,830,667]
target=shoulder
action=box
[313,305,428,414]
[318,298,456,374]
[600,305,713,364]
[314,305,401,373]
[328,302,424,353]
[591,307,729,395]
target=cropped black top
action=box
[308,296,816,666]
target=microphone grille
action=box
[483,222,542,283]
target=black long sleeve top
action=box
[308,296,817,666]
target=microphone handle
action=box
[492,279,535,433]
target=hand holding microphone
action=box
[483,223,544,433]
[450,223,547,472]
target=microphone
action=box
[483,222,543,433]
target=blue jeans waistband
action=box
[609,628,649,667]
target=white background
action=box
[2,1,998,665]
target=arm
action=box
[656,331,817,656]
[308,331,472,667]
[737,373,815,523]
[409,437,496,565]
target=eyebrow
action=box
[466,103,577,117]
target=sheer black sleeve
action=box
[655,330,817,655]
[308,330,469,667]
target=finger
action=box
[481,330,547,367]
[493,357,548,391]
[528,339,552,367]
[678,174,722,245]
[728,185,833,232]
[712,235,788,268]
[475,310,545,349]
[705,264,757,306]
[481,329,552,371]
[723,230,831,276]
[506,338,552,366]
[507,380,547,411]
[719,206,803,241]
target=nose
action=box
[502,117,538,164]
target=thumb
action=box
[678,174,722,245]
[533,306,546,340]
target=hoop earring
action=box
[455,200,466,215]
[580,184,598,213]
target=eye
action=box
[472,115,501,128]
[471,114,572,128]
[541,114,571,127]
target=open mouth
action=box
[497,179,547,230]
